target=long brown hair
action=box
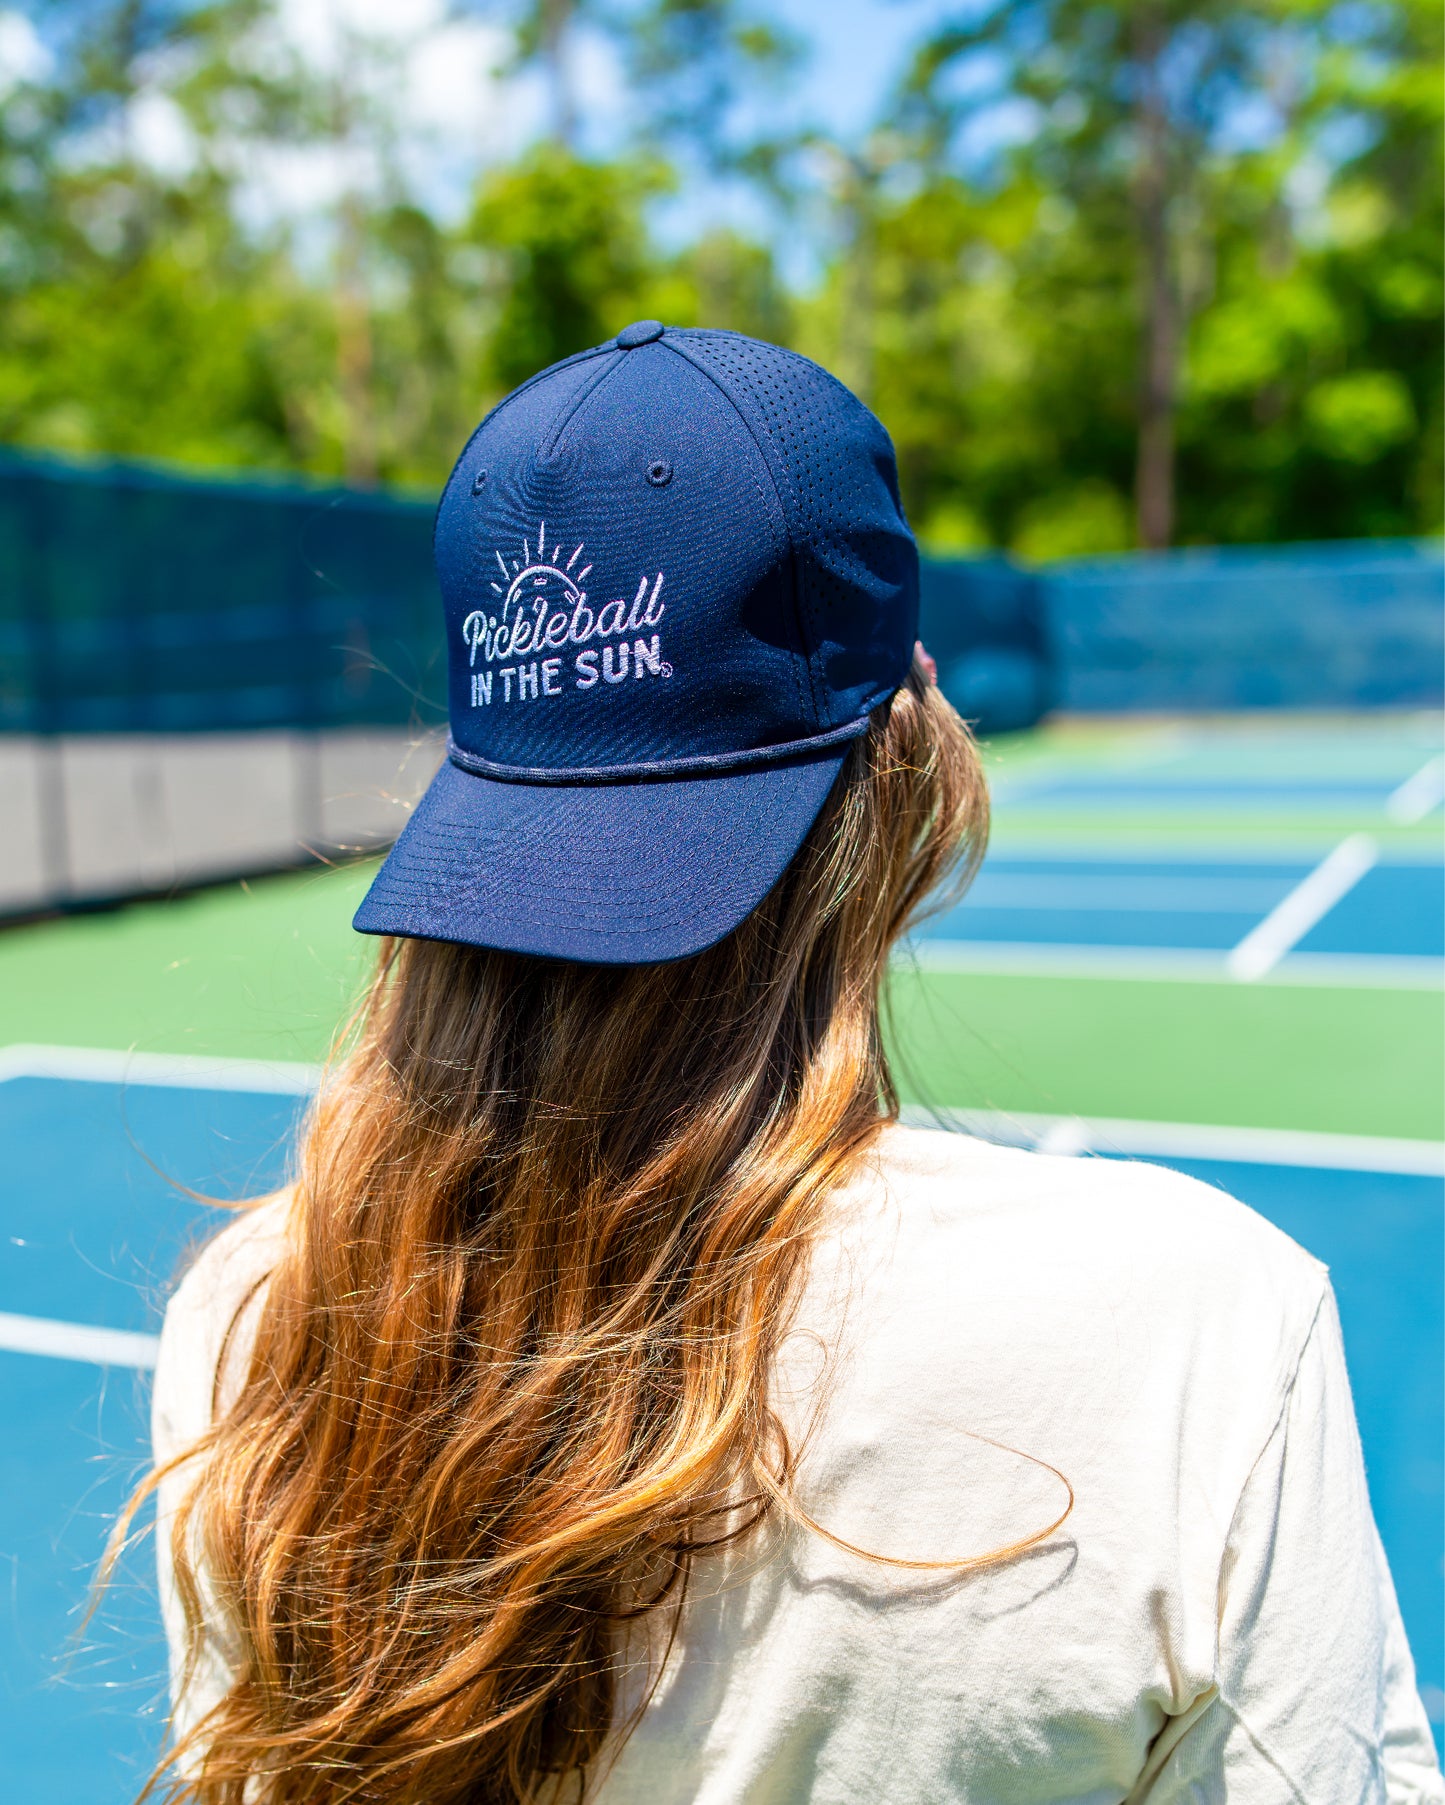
[142,663,987,1803]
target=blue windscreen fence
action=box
[0,450,440,736]
[1,449,1439,737]
[1042,540,1444,713]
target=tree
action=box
[0,0,1433,547]
[891,0,1440,548]
[467,147,664,393]
[1174,0,1442,540]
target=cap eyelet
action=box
[471,469,487,494]
[646,459,673,488]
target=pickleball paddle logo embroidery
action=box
[461,523,671,708]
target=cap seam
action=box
[537,350,625,463]
[761,351,842,726]
[669,333,841,728]
[661,335,821,733]
[430,341,617,556]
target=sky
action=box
[759,0,938,139]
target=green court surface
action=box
[889,968,1441,1139]
[0,712,1441,1139]
[0,860,378,1071]
[0,862,1436,1138]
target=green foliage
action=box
[797,0,1442,549]
[469,149,665,394]
[0,0,1436,543]
[653,229,794,342]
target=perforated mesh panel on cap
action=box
[673,329,915,731]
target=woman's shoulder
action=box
[805,1124,1338,1544]
[861,1122,1329,1387]
[876,1119,1324,1284]
[166,1188,294,1345]
[153,1189,295,1460]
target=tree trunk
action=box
[837,155,877,407]
[337,188,377,487]
[1133,12,1176,550]
[542,0,577,147]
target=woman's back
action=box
[156,1123,1440,1803]
[135,326,1440,1801]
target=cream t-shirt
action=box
[153,1125,1444,1802]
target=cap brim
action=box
[353,749,848,965]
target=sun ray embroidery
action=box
[462,532,667,704]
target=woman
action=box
[147,324,1440,1803]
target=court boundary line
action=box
[1387,754,1445,825]
[0,1048,1437,1372]
[984,839,1444,865]
[0,1043,321,1093]
[1227,833,1378,981]
[902,1108,1445,1176]
[3,1043,1437,1178]
[900,942,1443,989]
[0,1310,159,1369]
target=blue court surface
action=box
[931,855,1445,956]
[918,723,1445,982]
[0,1065,1441,1799]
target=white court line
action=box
[0,1050,1438,1374]
[0,1311,159,1369]
[1387,754,1445,825]
[1226,834,1379,982]
[0,1043,321,1093]
[12,1042,1429,1174]
[902,940,1442,990]
[906,1109,1445,1177]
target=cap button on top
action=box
[616,319,665,349]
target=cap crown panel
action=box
[674,331,917,731]
[435,343,804,773]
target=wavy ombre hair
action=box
[140,662,987,1804]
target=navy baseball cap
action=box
[354,322,918,964]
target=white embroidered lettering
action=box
[463,530,671,688]
[623,576,650,632]
[595,597,628,637]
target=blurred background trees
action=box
[0,0,1436,551]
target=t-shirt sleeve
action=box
[151,1199,288,1754]
[1132,1283,1443,1804]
